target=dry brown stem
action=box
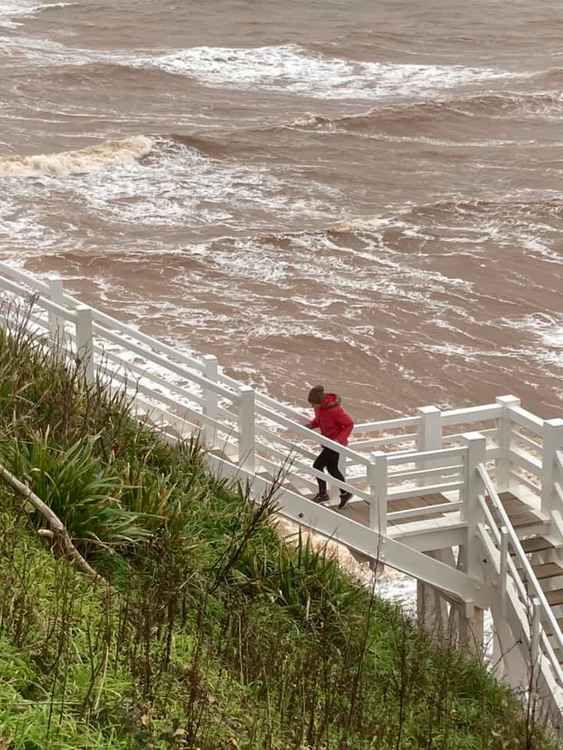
[0,460,108,586]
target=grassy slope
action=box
[0,309,557,749]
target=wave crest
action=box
[286,91,563,133]
[0,135,154,178]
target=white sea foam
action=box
[0,136,154,178]
[0,138,340,240]
[0,35,514,102]
[135,44,512,101]
[0,0,74,28]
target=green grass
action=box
[0,300,558,749]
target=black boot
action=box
[339,492,353,509]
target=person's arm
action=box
[307,410,320,430]
[336,408,354,444]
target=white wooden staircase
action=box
[1,262,563,728]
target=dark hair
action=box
[308,385,325,405]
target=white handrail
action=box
[254,402,370,466]
[95,324,239,403]
[0,276,77,323]
[387,446,465,464]
[478,464,563,668]
[0,262,51,294]
[476,516,563,686]
[5,263,563,679]
[508,405,544,436]
[441,403,501,426]
[353,415,420,433]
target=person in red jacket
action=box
[306,384,354,508]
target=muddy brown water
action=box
[1,0,562,422]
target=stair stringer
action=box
[205,453,491,610]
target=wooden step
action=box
[543,618,563,638]
[519,537,554,555]
[532,562,563,580]
[545,589,563,607]
[490,493,545,529]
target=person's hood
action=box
[319,392,341,409]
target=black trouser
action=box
[313,447,345,496]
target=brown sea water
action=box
[1,0,562,420]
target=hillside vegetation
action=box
[0,302,557,749]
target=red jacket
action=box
[307,393,354,446]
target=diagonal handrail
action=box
[478,464,563,675]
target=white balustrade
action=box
[3,260,563,716]
[495,395,521,492]
[368,452,387,534]
[202,354,219,448]
[238,386,256,473]
[47,275,65,343]
[542,418,563,519]
[461,433,487,580]
[75,305,95,384]
[417,405,442,488]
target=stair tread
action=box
[488,493,544,528]
[532,562,563,580]
[519,537,554,554]
[544,618,563,637]
[545,589,563,607]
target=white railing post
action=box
[75,305,94,384]
[368,451,388,536]
[47,275,65,343]
[541,418,563,517]
[202,354,218,448]
[416,405,442,485]
[531,597,541,667]
[461,432,487,579]
[499,526,508,618]
[238,386,255,474]
[416,405,442,451]
[495,395,521,492]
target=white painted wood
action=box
[500,527,508,618]
[3,261,563,718]
[509,448,542,476]
[389,463,464,481]
[202,354,219,448]
[205,452,490,607]
[508,404,544,435]
[47,275,65,343]
[461,433,487,581]
[238,386,256,473]
[368,452,387,534]
[495,395,521,492]
[387,501,462,523]
[417,405,442,489]
[531,598,541,667]
[96,325,237,401]
[353,416,420,433]
[441,403,501,426]
[542,419,563,519]
[75,305,95,384]
[387,480,464,501]
[255,402,369,465]
[387,445,464,464]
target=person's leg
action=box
[313,448,330,499]
[324,448,345,487]
[324,449,353,507]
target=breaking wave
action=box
[0,0,74,28]
[133,44,513,100]
[0,136,154,178]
